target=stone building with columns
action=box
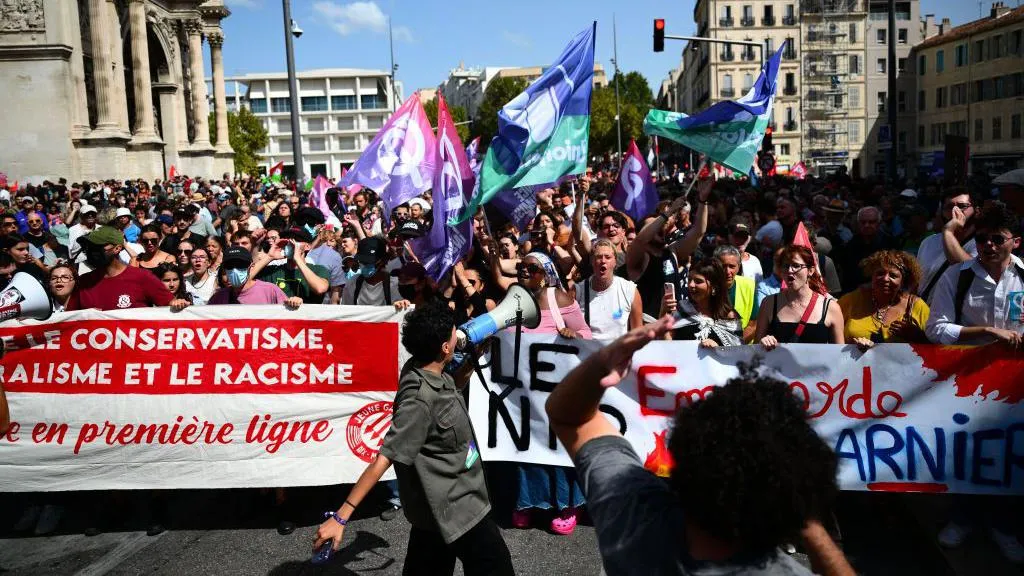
[0,0,234,182]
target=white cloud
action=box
[225,0,260,8]
[312,1,413,41]
[502,31,532,49]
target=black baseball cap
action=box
[222,246,252,269]
[388,219,426,240]
[356,237,388,265]
[294,206,326,227]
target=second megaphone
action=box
[0,272,52,323]
[456,284,540,349]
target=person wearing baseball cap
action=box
[727,217,763,283]
[66,226,189,312]
[342,236,402,307]
[208,246,301,308]
[250,226,329,304]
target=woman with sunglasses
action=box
[134,224,176,270]
[48,263,77,313]
[755,245,845,351]
[510,252,591,535]
[176,240,195,276]
[838,250,929,350]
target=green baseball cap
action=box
[81,225,125,247]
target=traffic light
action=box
[654,19,665,52]
[762,126,773,153]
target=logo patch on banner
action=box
[346,401,394,463]
[1008,291,1024,322]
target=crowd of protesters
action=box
[1,161,1023,573]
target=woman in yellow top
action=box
[838,250,930,349]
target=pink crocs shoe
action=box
[550,509,577,535]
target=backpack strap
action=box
[383,278,392,305]
[921,261,951,301]
[953,267,975,326]
[353,275,364,304]
[583,278,591,325]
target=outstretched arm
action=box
[668,177,712,264]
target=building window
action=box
[874,161,887,176]
[935,87,946,108]
[276,119,291,133]
[918,54,926,75]
[849,54,861,74]
[331,95,357,110]
[360,94,385,109]
[917,90,925,111]
[897,29,907,44]
[309,163,327,177]
[308,137,326,152]
[974,40,985,63]
[366,115,385,130]
[278,138,292,153]
[1012,30,1023,55]
[975,118,984,141]
[744,73,754,91]
[877,91,886,112]
[955,44,968,66]
[918,124,925,147]
[993,116,1002,140]
[336,116,355,130]
[765,37,775,53]
[338,136,357,150]
[306,117,325,132]
[936,50,945,72]
[848,86,860,108]
[898,91,906,112]
[876,58,887,73]
[898,58,906,73]
[742,4,753,25]
[300,96,328,112]
[849,23,858,43]
[1013,114,1022,139]
[876,28,887,44]
[898,131,906,154]
[779,143,790,155]
[784,72,794,92]
[849,120,860,144]
[271,97,291,113]
[249,98,268,113]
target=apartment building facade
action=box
[226,69,402,180]
[691,0,805,172]
[911,4,1024,177]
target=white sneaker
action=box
[937,521,972,548]
[991,529,1024,565]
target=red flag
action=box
[791,161,808,179]
[168,165,177,180]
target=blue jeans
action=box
[385,479,401,508]
[515,464,584,511]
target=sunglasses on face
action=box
[517,262,544,275]
[977,233,1015,246]
[601,222,622,230]
[943,202,973,211]
[141,237,159,244]
[180,249,193,255]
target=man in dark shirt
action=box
[314,302,513,576]
[547,318,854,576]
[838,206,893,293]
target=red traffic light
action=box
[654,19,665,52]
[655,18,665,30]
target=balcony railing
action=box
[762,16,776,25]
[719,17,734,26]
[741,16,755,26]
[782,15,797,25]
[720,87,736,97]
[784,48,798,60]
[720,50,735,61]
[741,50,757,61]
[784,85,798,96]
[785,120,799,131]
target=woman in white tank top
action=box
[577,239,643,342]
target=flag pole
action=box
[684,158,708,196]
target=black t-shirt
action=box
[636,248,687,319]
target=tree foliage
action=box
[209,107,269,177]
[589,71,654,158]
[423,98,471,144]
[472,77,528,148]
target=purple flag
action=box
[492,185,539,232]
[611,140,658,222]
[308,175,343,228]
[339,94,437,216]
[466,136,481,175]
[412,96,474,281]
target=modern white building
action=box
[439,63,609,119]
[216,68,403,180]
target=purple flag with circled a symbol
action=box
[339,94,437,219]
[610,139,658,223]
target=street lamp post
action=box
[612,14,623,162]
[282,0,304,185]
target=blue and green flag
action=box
[644,45,785,175]
[452,23,596,224]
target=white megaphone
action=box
[0,272,52,322]
[456,284,540,349]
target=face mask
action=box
[398,283,418,300]
[227,268,249,288]
[283,243,295,260]
[85,246,113,269]
[358,264,377,278]
[344,269,359,281]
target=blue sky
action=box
[219,0,988,100]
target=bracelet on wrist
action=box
[325,510,347,526]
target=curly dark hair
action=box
[976,201,1019,237]
[401,301,455,363]
[668,375,838,559]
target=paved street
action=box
[0,487,1018,575]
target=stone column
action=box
[87,0,118,132]
[184,19,211,147]
[127,0,158,140]
[209,32,231,153]
[106,0,130,133]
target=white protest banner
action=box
[0,306,406,491]
[467,333,1024,495]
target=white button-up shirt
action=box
[926,254,1024,345]
[917,232,977,299]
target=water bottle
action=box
[311,541,334,565]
